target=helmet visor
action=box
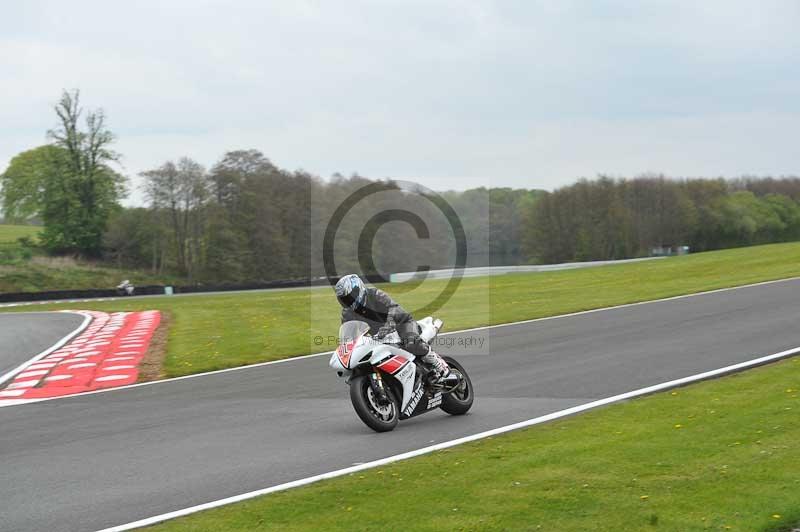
[337,284,361,309]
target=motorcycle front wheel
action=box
[350,375,399,432]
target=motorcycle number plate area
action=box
[337,340,356,368]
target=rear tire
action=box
[440,357,474,415]
[350,375,399,432]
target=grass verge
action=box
[147,353,800,531]
[0,256,183,293]
[2,242,800,378]
[0,223,41,243]
[0,224,182,292]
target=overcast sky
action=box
[2,0,798,204]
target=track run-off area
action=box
[0,311,161,402]
[1,278,799,531]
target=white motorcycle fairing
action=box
[329,317,443,415]
[370,343,417,413]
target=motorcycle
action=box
[116,280,135,296]
[329,316,474,432]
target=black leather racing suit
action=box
[340,287,429,357]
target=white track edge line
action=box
[1,274,798,409]
[0,312,92,387]
[96,344,800,532]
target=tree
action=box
[0,145,69,222]
[763,194,800,241]
[41,90,126,255]
[142,157,208,279]
[103,207,168,271]
[203,204,248,282]
[208,150,293,280]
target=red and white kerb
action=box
[0,310,160,402]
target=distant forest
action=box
[6,143,800,284]
[103,150,541,282]
[102,150,800,283]
[527,175,800,263]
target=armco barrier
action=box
[0,279,321,303]
[389,257,665,282]
[0,285,163,303]
[0,275,388,304]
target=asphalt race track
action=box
[0,312,83,381]
[1,280,800,531]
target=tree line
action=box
[525,175,800,263]
[3,91,800,286]
[102,152,541,282]
[103,170,800,280]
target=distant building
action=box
[650,244,690,257]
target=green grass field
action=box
[149,356,800,532]
[0,223,41,243]
[4,242,800,378]
[0,256,182,293]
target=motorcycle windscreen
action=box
[339,320,369,343]
[336,321,370,368]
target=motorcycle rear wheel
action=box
[440,357,474,415]
[350,375,399,432]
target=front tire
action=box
[350,375,399,432]
[440,357,474,415]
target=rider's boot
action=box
[421,349,459,388]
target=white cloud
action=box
[1,0,799,205]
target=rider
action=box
[335,274,454,385]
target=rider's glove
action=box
[375,325,395,339]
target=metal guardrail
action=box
[389,257,665,283]
[0,275,388,304]
[0,258,666,304]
